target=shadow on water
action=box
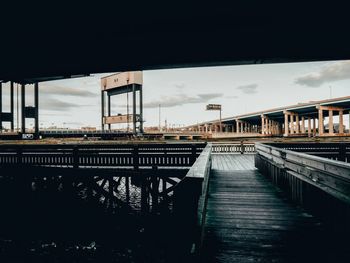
[0,169,195,263]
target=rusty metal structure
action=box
[101,72,143,134]
[0,81,39,138]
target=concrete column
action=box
[307,117,311,137]
[339,110,344,134]
[328,110,334,135]
[284,113,289,136]
[301,117,305,133]
[318,109,324,135]
[236,121,239,134]
[240,122,244,133]
[296,115,300,134]
[290,114,294,134]
[313,118,317,136]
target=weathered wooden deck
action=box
[202,154,349,263]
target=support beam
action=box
[318,109,324,135]
[34,82,39,137]
[328,110,334,135]
[301,117,305,133]
[132,84,137,134]
[101,91,105,131]
[21,84,25,134]
[284,113,289,136]
[0,82,2,132]
[339,110,344,134]
[295,115,300,134]
[290,114,294,134]
[107,94,111,130]
[313,118,317,136]
[139,85,143,133]
[10,81,14,131]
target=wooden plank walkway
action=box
[202,154,349,263]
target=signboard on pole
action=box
[206,104,222,111]
[103,114,134,124]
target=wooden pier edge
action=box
[172,143,212,256]
[255,142,350,234]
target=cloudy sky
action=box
[1,60,350,129]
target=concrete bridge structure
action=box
[186,96,350,138]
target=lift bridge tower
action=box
[101,71,143,134]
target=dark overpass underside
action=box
[1,1,350,82]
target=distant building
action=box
[81,126,97,131]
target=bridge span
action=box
[186,96,350,139]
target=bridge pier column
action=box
[296,115,300,134]
[318,109,324,135]
[328,110,334,135]
[290,114,294,134]
[313,118,317,136]
[308,117,311,137]
[339,110,344,134]
[284,113,289,136]
[301,117,305,133]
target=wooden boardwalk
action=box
[202,154,349,263]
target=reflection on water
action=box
[0,171,193,263]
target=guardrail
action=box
[0,143,206,168]
[172,143,212,254]
[255,143,350,204]
[255,142,350,233]
[264,142,350,162]
[212,142,255,154]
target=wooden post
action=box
[339,110,344,134]
[308,117,311,137]
[318,109,324,135]
[284,113,289,136]
[328,110,334,135]
[125,176,130,204]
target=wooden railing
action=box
[256,143,350,204]
[264,142,350,162]
[0,143,205,168]
[172,143,212,254]
[212,142,255,154]
[255,142,350,233]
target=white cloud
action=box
[295,60,350,87]
[236,84,258,94]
